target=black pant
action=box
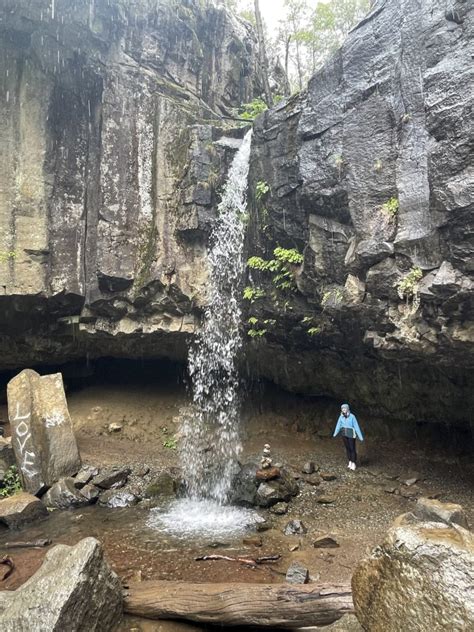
[343,436,357,463]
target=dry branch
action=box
[195,554,280,567]
[124,580,353,628]
[3,539,51,549]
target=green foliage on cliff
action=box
[321,287,344,309]
[247,246,303,292]
[239,98,268,120]
[381,197,399,218]
[0,466,22,498]
[396,267,423,300]
[243,286,265,302]
[0,251,17,263]
[255,180,270,200]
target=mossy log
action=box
[124,580,353,628]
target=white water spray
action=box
[180,130,252,503]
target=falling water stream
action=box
[148,131,258,537]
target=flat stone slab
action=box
[320,473,337,481]
[74,465,99,488]
[0,492,48,529]
[92,467,131,490]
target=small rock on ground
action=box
[284,519,307,535]
[320,473,337,481]
[317,496,336,504]
[285,560,309,584]
[98,489,138,508]
[243,535,262,547]
[313,535,340,549]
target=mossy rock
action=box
[144,472,177,499]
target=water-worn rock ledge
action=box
[0,0,473,429]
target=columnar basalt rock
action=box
[245,0,474,427]
[7,369,81,494]
[0,0,257,367]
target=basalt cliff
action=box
[0,0,473,429]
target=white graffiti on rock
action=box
[12,402,39,477]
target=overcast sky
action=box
[257,0,288,30]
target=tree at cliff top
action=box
[224,0,371,94]
[279,0,371,90]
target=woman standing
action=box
[333,403,364,470]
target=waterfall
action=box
[180,130,252,503]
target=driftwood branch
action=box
[3,539,51,549]
[195,554,280,567]
[124,580,353,628]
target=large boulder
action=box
[0,492,48,529]
[352,508,474,631]
[0,537,122,631]
[7,370,81,494]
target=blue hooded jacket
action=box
[333,406,364,441]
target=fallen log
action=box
[124,581,353,628]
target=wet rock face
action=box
[0,537,123,631]
[246,0,474,426]
[352,508,474,631]
[7,370,81,494]
[0,0,257,368]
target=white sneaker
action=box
[347,461,352,469]
[351,462,357,471]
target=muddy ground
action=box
[0,370,473,631]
